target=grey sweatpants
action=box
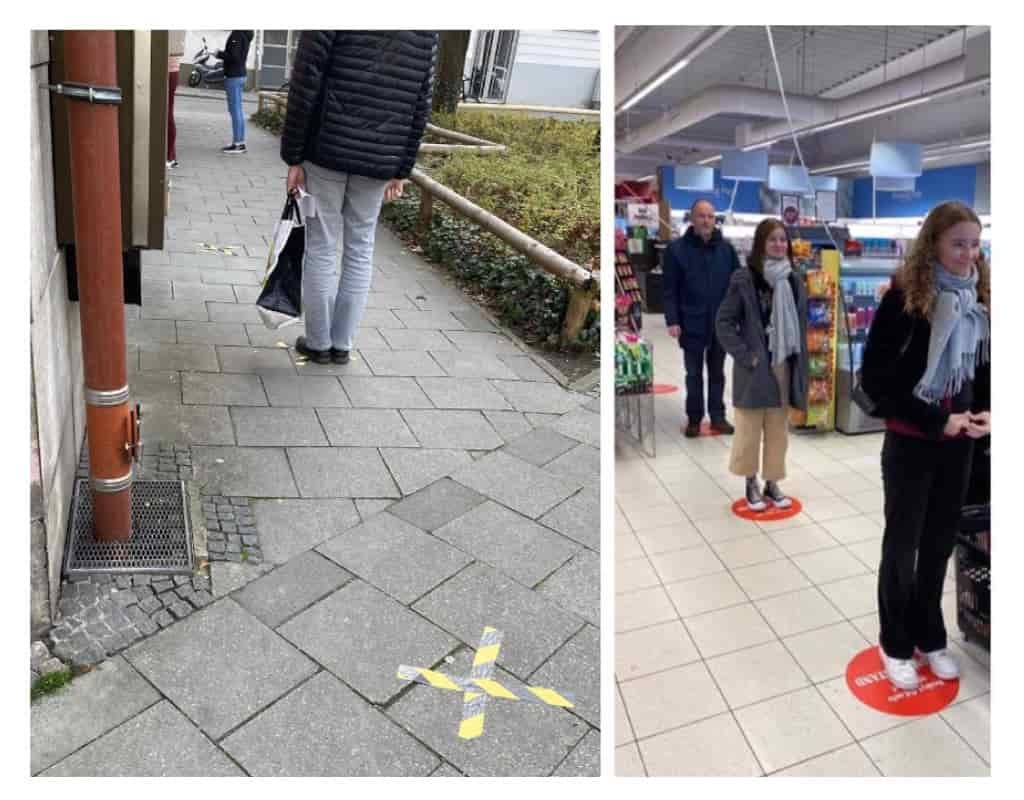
[301,162,388,352]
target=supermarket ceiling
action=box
[615,26,991,180]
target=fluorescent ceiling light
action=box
[636,174,656,181]
[697,154,723,165]
[618,57,690,113]
[741,139,777,152]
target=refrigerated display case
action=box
[835,259,900,434]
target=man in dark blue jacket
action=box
[662,199,740,437]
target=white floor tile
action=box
[817,470,877,495]
[792,547,871,585]
[817,676,922,740]
[846,488,885,515]
[706,640,810,709]
[771,743,880,777]
[734,687,853,773]
[639,712,763,777]
[616,620,700,682]
[619,661,727,739]
[617,556,661,595]
[774,473,838,500]
[615,508,632,532]
[767,524,841,556]
[731,559,811,600]
[649,544,726,584]
[820,514,883,545]
[616,586,678,633]
[615,743,646,776]
[677,496,737,523]
[711,535,787,570]
[817,574,880,618]
[755,511,816,533]
[850,612,880,643]
[635,521,704,555]
[783,621,871,683]
[940,693,990,764]
[615,532,644,563]
[756,587,844,638]
[945,641,992,705]
[617,485,674,513]
[616,684,635,745]
[694,513,762,544]
[684,602,777,659]
[664,571,748,618]
[623,503,688,533]
[843,540,881,571]
[861,715,989,776]
[799,495,863,524]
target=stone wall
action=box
[30,30,86,638]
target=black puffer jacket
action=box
[218,31,253,78]
[281,31,438,181]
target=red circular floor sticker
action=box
[731,496,803,521]
[652,383,679,395]
[845,646,959,716]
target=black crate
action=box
[955,548,990,650]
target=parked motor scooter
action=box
[187,37,225,88]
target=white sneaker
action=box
[917,648,960,680]
[879,645,920,690]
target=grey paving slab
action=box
[435,501,579,588]
[136,403,235,446]
[379,448,475,495]
[546,407,601,448]
[211,561,272,598]
[451,452,584,520]
[31,656,160,775]
[128,370,182,406]
[233,285,262,303]
[139,342,219,372]
[317,512,473,603]
[445,330,522,354]
[41,701,244,777]
[361,349,447,378]
[126,319,178,345]
[352,326,391,350]
[540,484,600,552]
[221,671,438,776]
[527,412,562,428]
[124,598,317,739]
[201,268,263,285]
[172,281,238,302]
[491,380,582,414]
[182,372,267,406]
[387,478,488,532]
[430,350,519,380]
[142,264,201,282]
[452,308,500,332]
[193,446,299,497]
[287,447,400,498]
[535,550,600,627]
[258,376,348,408]
[413,562,584,678]
[500,428,579,467]
[360,308,406,329]
[431,763,466,777]
[244,326,305,350]
[142,280,174,301]
[416,377,513,410]
[543,444,601,484]
[483,410,534,441]
[207,301,264,323]
[379,328,456,351]
[252,498,361,565]
[500,355,558,383]
[531,624,600,727]
[317,408,418,447]
[233,550,354,628]
[175,320,250,346]
[356,499,394,519]
[554,729,600,777]
[216,345,296,374]
[341,376,433,409]
[387,647,588,776]
[278,580,458,704]
[402,410,504,450]
[140,299,210,321]
[231,407,328,446]
[364,291,418,310]
[393,309,465,330]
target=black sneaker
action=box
[763,481,792,509]
[330,348,350,365]
[295,336,331,364]
[745,477,768,512]
[222,143,247,154]
[710,418,735,435]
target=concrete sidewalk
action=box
[30,95,600,777]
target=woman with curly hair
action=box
[715,218,809,511]
[860,200,991,690]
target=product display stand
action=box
[615,235,656,457]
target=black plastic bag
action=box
[257,194,304,328]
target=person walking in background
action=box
[662,199,740,437]
[715,219,809,512]
[860,200,990,692]
[218,30,253,154]
[280,30,438,364]
[166,30,186,168]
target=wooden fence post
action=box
[418,189,434,234]
[560,281,598,346]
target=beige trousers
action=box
[730,363,790,481]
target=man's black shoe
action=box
[684,423,701,438]
[295,336,331,364]
[330,348,350,365]
[710,419,735,435]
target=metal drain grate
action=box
[64,479,195,577]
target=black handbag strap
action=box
[281,192,303,226]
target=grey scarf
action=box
[763,258,801,367]
[914,263,991,404]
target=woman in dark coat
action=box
[715,219,809,512]
[860,200,990,691]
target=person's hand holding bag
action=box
[287,165,306,195]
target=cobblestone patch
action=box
[202,495,263,565]
[31,640,68,686]
[78,441,194,482]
